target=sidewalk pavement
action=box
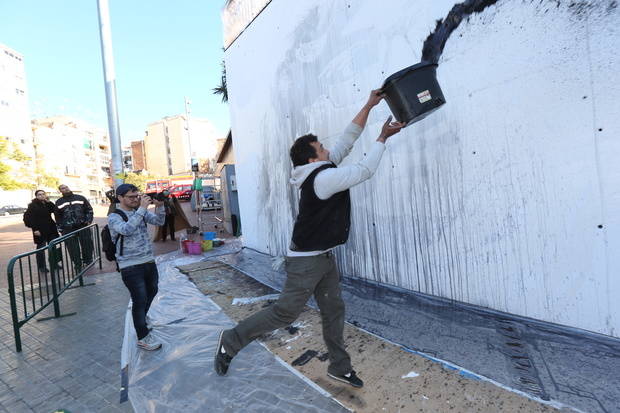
[0,270,133,413]
[0,201,205,412]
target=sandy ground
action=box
[179,260,578,413]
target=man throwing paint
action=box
[214,90,405,388]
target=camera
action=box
[152,192,167,202]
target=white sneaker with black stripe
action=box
[137,333,162,351]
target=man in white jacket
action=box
[215,90,404,388]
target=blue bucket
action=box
[203,231,216,241]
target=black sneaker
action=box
[327,370,364,388]
[214,330,233,376]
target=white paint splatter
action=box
[232,294,280,305]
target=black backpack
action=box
[101,209,128,262]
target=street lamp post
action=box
[96,0,123,188]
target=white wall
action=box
[224,0,620,337]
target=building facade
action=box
[144,115,219,177]
[32,116,112,202]
[0,43,35,184]
[122,146,133,171]
[130,140,147,172]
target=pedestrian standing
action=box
[108,184,165,351]
[55,184,94,272]
[23,190,60,273]
[214,90,405,388]
[161,190,177,242]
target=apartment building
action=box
[32,116,112,202]
[0,43,35,183]
[144,115,219,177]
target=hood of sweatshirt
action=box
[289,161,332,188]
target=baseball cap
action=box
[116,183,139,196]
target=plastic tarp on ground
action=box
[120,246,349,413]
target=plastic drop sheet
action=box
[120,248,349,413]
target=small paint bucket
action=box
[181,239,191,254]
[203,231,216,241]
[201,240,213,251]
[188,242,202,255]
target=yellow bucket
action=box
[201,240,213,251]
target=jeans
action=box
[222,253,352,375]
[121,261,159,340]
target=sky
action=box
[0,0,230,145]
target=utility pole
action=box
[185,97,201,230]
[97,0,123,188]
[184,97,194,171]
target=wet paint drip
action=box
[421,0,500,64]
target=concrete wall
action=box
[223,0,620,337]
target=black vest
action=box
[290,164,351,251]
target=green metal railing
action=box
[6,223,102,352]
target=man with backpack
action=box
[107,183,165,351]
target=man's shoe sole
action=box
[327,372,363,388]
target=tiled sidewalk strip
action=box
[0,272,133,413]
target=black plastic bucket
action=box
[381,61,446,126]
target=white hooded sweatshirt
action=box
[288,122,387,257]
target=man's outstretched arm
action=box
[317,116,405,199]
[329,90,385,165]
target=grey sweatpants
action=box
[222,252,352,375]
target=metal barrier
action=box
[6,223,102,352]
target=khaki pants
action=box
[222,252,352,375]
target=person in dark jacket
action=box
[55,184,94,272]
[161,190,177,242]
[23,190,60,273]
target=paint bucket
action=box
[203,231,216,241]
[181,239,191,254]
[201,240,213,251]
[187,242,202,255]
[381,61,446,126]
